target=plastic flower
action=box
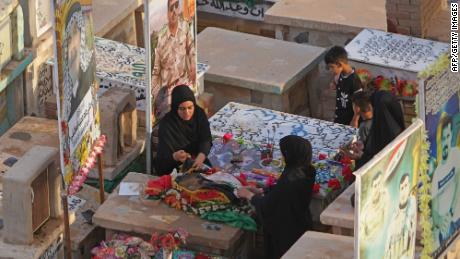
[312,183,320,193]
[223,133,233,143]
[356,69,372,86]
[339,156,352,165]
[327,178,341,190]
[341,165,354,183]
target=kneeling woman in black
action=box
[237,135,316,259]
[155,85,212,175]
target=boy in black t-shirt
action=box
[324,46,363,125]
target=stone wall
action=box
[198,12,276,38]
[386,0,443,37]
[100,13,139,46]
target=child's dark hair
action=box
[324,46,348,65]
[352,90,372,112]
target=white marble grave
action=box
[345,29,449,73]
[209,102,357,156]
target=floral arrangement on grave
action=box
[355,69,418,97]
[312,153,354,195]
[91,229,189,259]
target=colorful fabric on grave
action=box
[201,211,257,231]
[145,175,172,197]
[202,172,243,189]
[240,171,275,188]
[173,173,238,204]
[163,188,254,217]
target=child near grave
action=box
[339,90,373,168]
[324,46,364,126]
[351,90,373,144]
[343,91,405,170]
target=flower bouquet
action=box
[91,229,189,259]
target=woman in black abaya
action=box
[155,85,212,175]
[355,90,406,168]
[237,135,316,259]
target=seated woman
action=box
[155,85,212,175]
[237,135,316,259]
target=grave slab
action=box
[198,27,325,115]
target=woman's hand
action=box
[339,141,364,160]
[237,187,255,200]
[173,150,188,163]
[192,153,206,169]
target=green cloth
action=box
[201,211,257,231]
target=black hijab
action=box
[358,90,405,168]
[279,135,315,181]
[156,85,212,174]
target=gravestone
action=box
[3,146,62,245]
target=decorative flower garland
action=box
[355,69,418,97]
[418,53,450,79]
[68,134,107,195]
[418,130,433,259]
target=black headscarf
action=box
[155,85,212,175]
[251,135,316,259]
[358,90,405,168]
[279,135,315,181]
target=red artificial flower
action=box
[312,183,320,193]
[327,179,341,190]
[63,152,70,165]
[161,234,177,250]
[149,232,159,247]
[266,176,276,187]
[339,156,352,165]
[61,121,67,133]
[373,75,384,88]
[145,175,172,196]
[205,167,218,175]
[318,153,327,160]
[223,133,233,143]
[401,80,418,97]
[237,173,248,186]
[356,69,372,85]
[341,165,354,183]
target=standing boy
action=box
[324,46,363,125]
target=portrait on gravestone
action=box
[54,0,100,185]
[423,70,460,254]
[149,0,196,122]
[61,2,95,122]
[357,123,422,259]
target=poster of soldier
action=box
[148,0,196,122]
[421,55,460,256]
[355,120,424,259]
